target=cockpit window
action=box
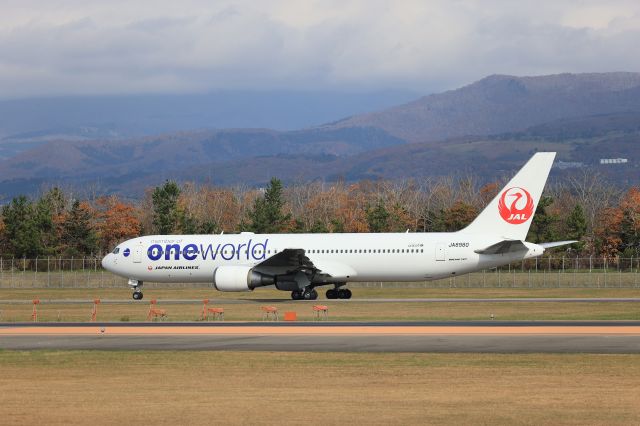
[112,248,120,254]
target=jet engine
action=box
[213,265,274,292]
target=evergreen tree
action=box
[60,200,98,256]
[366,200,390,232]
[1,196,42,257]
[330,219,345,233]
[178,212,198,234]
[527,196,557,243]
[565,204,587,251]
[152,181,181,234]
[310,220,329,233]
[34,195,57,254]
[245,178,291,233]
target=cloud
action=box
[0,0,639,98]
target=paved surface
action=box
[2,298,640,304]
[2,321,640,353]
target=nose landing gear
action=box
[128,279,144,301]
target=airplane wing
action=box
[252,248,356,280]
[474,240,528,255]
[252,248,318,276]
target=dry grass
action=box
[2,287,640,322]
[1,301,640,322]
[2,286,640,301]
[0,351,639,425]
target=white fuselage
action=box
[102,231,544,285]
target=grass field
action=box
[1,288,640,322]
[1,351,639,425]
[2,286,640,300]
[1,269,639,290]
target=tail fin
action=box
[463,152,556,240]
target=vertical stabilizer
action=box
[463,152,556,240]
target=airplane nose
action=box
[102,254,113,271]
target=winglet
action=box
[539,241,577,249]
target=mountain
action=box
[328,72,640,142]
[0,127,405,197]
[0,72,639,201]
[0,90,418,141]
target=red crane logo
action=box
[498,187,534,224]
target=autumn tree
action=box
[441,201,478,232]
[178,183,242,233]
[0,214,7,255]
[36,188,65,253]
[152,181,181,234]
[95,196,142,253]
[618,187,640,256]
[596,207,623,258]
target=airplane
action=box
[102,152,574,300]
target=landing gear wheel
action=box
[337,289,352,299]
[291,290,302,300]
[326,289,338,299]
[302,289,318,300]
[132,291,143,300]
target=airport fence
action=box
[0,256,638,289]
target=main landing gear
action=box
[291,288,318,300]
[326,288,352,300]
[291,286,352,300]
[129,279,144,300]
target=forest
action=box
[0,172,638,259]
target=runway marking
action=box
[2,326,640,336]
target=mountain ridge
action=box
[328,72,640,142]
[1,72,639,201]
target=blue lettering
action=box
[251,239,268,260]
[147,244,163,261]
[200,243,220,260]
[237,242,247,260]
[146,239,270,262]
[165,244,181,261]
[183,244,198,261]
[221,243,235,260]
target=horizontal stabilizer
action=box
[475,240,528,255]
[540,241,578,249]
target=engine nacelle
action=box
[213,265,274,292]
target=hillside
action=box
[0,127,404,197]
[0,72,639,200]
[329,72,640,142]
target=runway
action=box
[2,321,640,353]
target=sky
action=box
[1,0,640,99]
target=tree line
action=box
[0,172,638,259]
